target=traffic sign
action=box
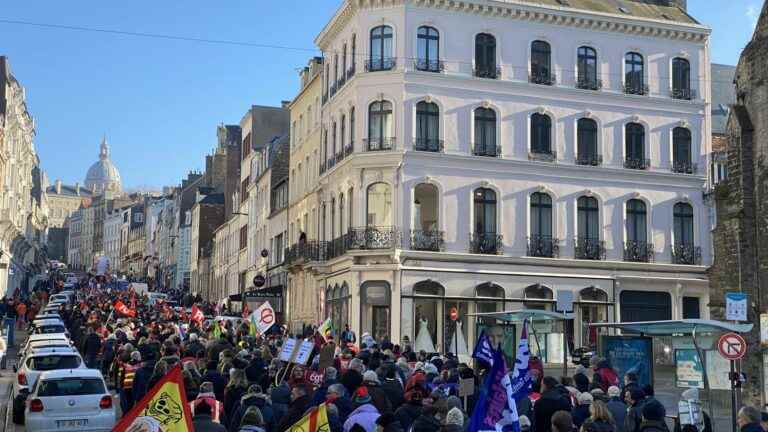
[449,307,459,321]
[717,332,747,361]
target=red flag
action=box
[112,364,193,431]
[190,304,204,323]
[114,300,136,318]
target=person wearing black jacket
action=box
[380,366,405,409]
[276,384,312,432]
[534,377,572,432]
[131,353,157,403]
[83,327,102,369]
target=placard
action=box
[726,292,747,321]
[279,338,298,362]
[678,400,705,431]
[294,340,315,365]
[602,336,653,388]
[459,378,475,397]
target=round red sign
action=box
[717,332,747,361]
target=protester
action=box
[535,376,573,432]
[552,411,576,432]
[580,400,615,432]
[737,406,764,432]
[638,399,669,432]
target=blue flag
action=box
[509,320,533,401]
[472,329,495,367]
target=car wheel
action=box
[12,397,24,425]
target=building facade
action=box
[284,0,713,359]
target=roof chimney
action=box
[55,179,62,194]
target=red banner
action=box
[114,300,136,318]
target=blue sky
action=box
[0,0,760,189]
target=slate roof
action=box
[46,184,93,198]
[510,0,697,24]
[711,63,737,136]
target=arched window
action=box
[672,127,693,174]
[366,183,392,227]
[476,282,505,317]
[340,115,346,155]
[524,283,554,309]
[530,40,553,85]
[331,121,337,162]
[577,46,599,90]
[416,26,441,72]
[472,188,499,254]
[333,54,339,88]
[529,192,555,257]
[339,194,345,234]
[673,202,698,264]
[624,52,646,95]
[625,199,651,262]
[351,34,357,74]
[576,118,599,165]
[473,108,498,157]
[530,113,552,155]
[342,43,347,80]
[321,202,327,242]
[474,33,497,78]
[368,26,394,71]
[416,101,440,152]
[576,196,602,260]
[412,280,444,350]
[672,57,692,100]
[349,107,356,150]
[412,183,441,251]
[367,101,393,151]
[624,123,647,170]
[330,197,336,239]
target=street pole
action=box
[731,360,738,432]
[563,312,568,379]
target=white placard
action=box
[294,340,315,365]
[279,338,297,362]
[726,292,747,321]
[250,301,276,335]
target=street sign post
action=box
[718,332,747,432]
[556,290,574,378]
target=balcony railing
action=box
[364,137,395,151]
[285,241,327,265]
[344,142,354,157]
[470,232,503,255]
[672,244,701,265]
[528,150,557,162]
[576,76,603,91]
[409,230,445,252]
[527,235,559,258]
[473,66,501,79]
[671,88,696,101]
[347,227,400,250]
[473,144,502,158]
[414,59,444,73]
[576,154,603,166]
[346,65,356,79]
[326,235,348,260]
[624,82,650,96]
[624,240,654,263]
[672,161,696,174]
[529,72,557,86]
[575,238,605,260]
[624,157,651,170]
[414,138,444,152]
[365,58,396,72]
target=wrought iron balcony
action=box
[624,157,651,170]
[414,59,444,73]
[326,236,348,260]
[364,137,395,151]
[624,240,654,263]
[409,230,445,252]
[672,244,701,265]
[529,72,557,86]
[576,76,603,91]
[528,150,557,162]
[472,144,502,158]
[285,241,327,265]
[672,161,696,174]
[346,65,356,79]
[576,154,603,166]
[473,66,501,79]
[414,138,444,152]
[671,88,696,100]
[365,58,396,72]
[527,235,559,258]
[575,238,605,260]
[344,142,354,157]
[624,82,649,96]
[470,232,503,255]
[347,227,400,250]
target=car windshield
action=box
[37,378,105,397]
[34,325,66,334]
[27,355,81,371]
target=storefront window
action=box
[361,281,391,342]
[325,283,350,334]
[413,280,443,353]
[475,282,504,324]
[444,300,469,357]
[578,286,609,349]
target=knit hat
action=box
[642,399,666,422]
[445,407,464,427]
[363,370,380,385]
[519,415,531,431]
[240,406,264,427]
[607,386,621,398]
[353,386,372,405]
[577,392,593,405]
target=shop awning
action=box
[589,319,753,335]
[468,309,575,322]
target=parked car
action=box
[12,349,84,424]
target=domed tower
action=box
[85,136,122,196]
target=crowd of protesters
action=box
[11,271,768,432]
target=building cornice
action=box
[316,0,709,49]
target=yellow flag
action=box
[113,365,193,432]
[288,403,330,432]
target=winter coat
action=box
[131,361,156,402]
[341,369,364,396]
[312,379,338,407]
[573,372,590,393]
[440,425,462,432]
[245,357,266,384]
[582,419,616,432]
[224,386,248,427]
[624,400,645,432]
[343,404,381,432]
[394,402,422,432]
[230,394,275,432]
[193,414,229,432]
[203,369,228,401]
[534,388,572,432]
[411,413,441,432]
[381,378,405,408]
[276,395,312,432]
[638,420,669,432]
[270,383,291,422]
[740,423,765,432]
[365,383,393,415]
[606,398,627,432]
[572,404,591,429]
[331,396,355,422]
[83,333,102,357]
[185,340,205,357]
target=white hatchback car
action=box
[25,369,116,432]
[12,350,85,424]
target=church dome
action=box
[85,136,122,195]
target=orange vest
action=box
[190,396,223,423]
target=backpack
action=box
[598,367,619,391]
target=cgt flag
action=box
[190,304,204,323]
[114,300,136,318]
[287,403,330,432]
[113,364,194,432]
